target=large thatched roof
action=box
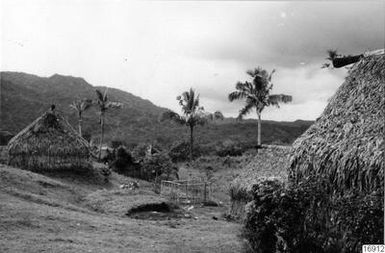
[7,110,91,171]
[289,54,384,194]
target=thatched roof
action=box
[7,110,91,171]
[289,54,384,194]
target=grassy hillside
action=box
[0,164,242,252]
[1,71,313,147]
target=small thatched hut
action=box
[289,53,384,194]
[7,109,91,171]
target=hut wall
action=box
[8,154,92,172]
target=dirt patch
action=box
[126,202,190,220]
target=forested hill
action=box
[0,71,313,147]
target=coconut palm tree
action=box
[161,88,207,162]
[229,67,292,147]
[70,98,93,137]
[95,88,123,161]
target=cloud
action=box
[190,1,384,68]
[189,63,348,121]
[1,0,383,121]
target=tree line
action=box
[70,66,294,162]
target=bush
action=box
[141,152,178,182]
[229,180,253,203]
[132,143,163,162]
[243,177,384,253]
[110,140,127,149]
[109,146,140,176]
[216,140,244,157]
[168,140,202,162]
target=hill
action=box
[0,71,313,147]
[0,164,242,252]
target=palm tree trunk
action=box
[189,125,194,162]
[257,112,261,147]
[78,114,83,137]
[98,112,104,161]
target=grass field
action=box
[0,164,243,253]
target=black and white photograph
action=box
[0,0,384,252]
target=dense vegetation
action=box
[0,72,312,148]
[243,177,384,253]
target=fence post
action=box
[185,182,188,202]
[204,182,207,203]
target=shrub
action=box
[112,146,133,169]
[110,140,127,149]
[109,146,140,176]
[229,180,252,203]
[216,141,244,157]
[132,143,148,161]
[132,143,163,162]
[141,152,178,182]
[243,177,384,253]
[168,140,202,162]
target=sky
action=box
[1,0,384,121]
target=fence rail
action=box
[160,180,212,204]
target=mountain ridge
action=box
[0,71,313,147]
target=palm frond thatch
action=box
[288,54,384,194]
[7,110,91,171]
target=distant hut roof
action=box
[288,54,384,194]
[7,110,91,171]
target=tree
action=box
[209,111,225,121]
[69,98,93,137]
[161,88,207,162]
[229,67,292,147]
[95,88,123,161]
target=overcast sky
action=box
[1,0,384,121]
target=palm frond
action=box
[268,94,292,107]
[238,102,254,120]
[268,69,276,82]
[326,49,339,61]
[95,89,104,102]
[69,101,80,111]
[178,88,201,115]
[103,88,109,102]
[229,91,248,102]
[246,69,255,77]
[81,99,93,111]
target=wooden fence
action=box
[160,180,212,204]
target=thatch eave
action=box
[288,54,384,194]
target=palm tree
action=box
[229,67,292,147]
[161,88,207,162]
[95,88,123,161]
[69,98,93,137]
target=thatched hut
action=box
[289,54,384,194]
[7,109,91,171]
